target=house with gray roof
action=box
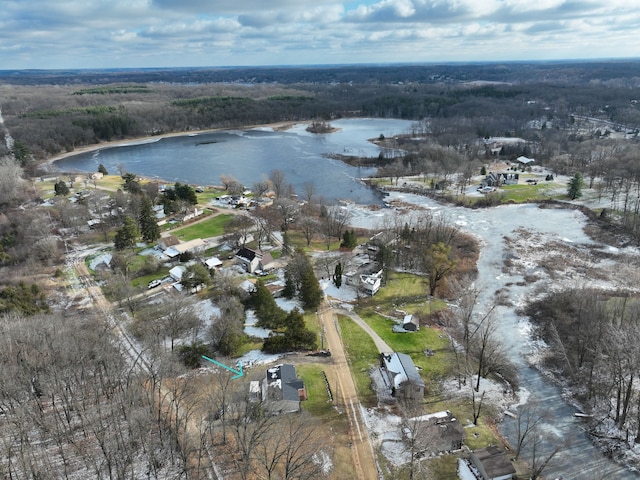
[469,445,516,480]
[262,364,307,414]
[380,352,425,402]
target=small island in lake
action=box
[306,120,339,134]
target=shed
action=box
[402,314,419,331]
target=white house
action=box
[203,256,223,270]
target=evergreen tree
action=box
[247,280,287,329]
[282,270,296,298]
[333,262,343,288]
[480,165,487,176]
[54,180,70,196]
[11,140,31,167]
[98,163,108,175]
[121,173,141,193]
[114,216,139,251]
[341,229,358,249]
[174,182,198,204]
[300,267,322,310]
[138,195,160,243]
[567,172,584,200]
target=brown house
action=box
[470,445,516,480]
[407,410,465,454]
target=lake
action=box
[54,118,414,204]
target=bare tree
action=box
[269,169,291,199]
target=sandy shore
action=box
[46,121,303,166]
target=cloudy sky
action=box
[2,0,640,69]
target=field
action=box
[167,213,234,240]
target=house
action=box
[406,410,465,454]
[262,364,307,414]
[203,256,223,270]
[359,270,383,296]
[380,352,425,401]
[164,238,207,259]
[158,235,181,251]
[235,247,274,273]
[481,172,519,189]
[469,446,516,480]
[516,155,535,166]
[169,265,186,282]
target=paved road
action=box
[319,301,380,480]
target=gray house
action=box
[380,352,425,401]
[262,364,307,414]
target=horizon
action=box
[2,57,640,75]
[3,1,640,70]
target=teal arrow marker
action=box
[201,355,244,379]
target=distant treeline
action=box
[2,61,640,86]
[3,63,640,164]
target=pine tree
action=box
[138,195,160,243]
[300,267,322,310]
[567,172,584,200]
[54,180,70,196]
[282,270,296,298]
[114,216,139,251]
[333,262,343,288]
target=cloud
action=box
[1,0,639,68]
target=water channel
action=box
[348,193,638,479]
[55,118,638,478]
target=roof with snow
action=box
[382,352,425,389]
[516,155,535,164]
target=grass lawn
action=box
[336,314,379,406]
[132,267,171,288]
[356,310,454,392]
[497,182,559,203]
[298,364,335,416]
[169,213,234,240]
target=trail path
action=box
[319,301,380,480]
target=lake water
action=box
[54,118,414,204]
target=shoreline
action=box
[45,120,304,166]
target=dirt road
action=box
[319,301,380,480]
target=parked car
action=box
[148,279,162,289]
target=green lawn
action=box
[132,267,171,288]
[355,310,453,388]
[336,314,379,406]
[170,213,234,240]
[298,364,335,416]
[497,182,559,203]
